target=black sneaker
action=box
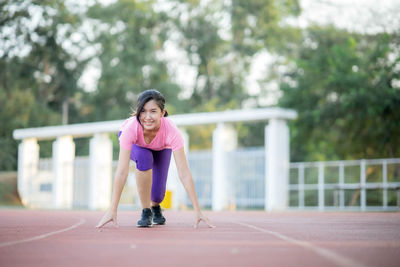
[151,205,166,225]
[137,208,153,227]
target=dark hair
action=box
[133,89,168,124]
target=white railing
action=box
[228,148,265,208]
[73,157,90,209]
[34,151,400,211]
[187,150,213,207]
[187,148,265,209]
[289,158,400,211]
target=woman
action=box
[96,89,214,228]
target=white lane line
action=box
[233,221,365,267]
[0,218,86,248]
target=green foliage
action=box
[277,26,400,161]
[2,0,399,172]
[0,0,85,170]
[81,0,301,148]
[0,88,61,170]
[0,172,22,206]
[84,0,183,121]
[231,0,300,52]
[170,0,300,109]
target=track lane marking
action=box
[0,218,86,248]
[233,221,365,267]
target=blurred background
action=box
[1,0,399,209]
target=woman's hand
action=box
[194,211,216,229]
[96,210,119,229]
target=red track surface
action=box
[0,209,399,267]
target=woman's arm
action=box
[110,147,131,211]
[96,147,131,228]
[173,147,215,228]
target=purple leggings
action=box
[130,144,172,203]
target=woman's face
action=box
[139,99,165,131]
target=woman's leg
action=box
[136,169,152,209]
[150,149,172,205]
[131,145,154,209]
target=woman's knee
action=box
[151,193,165,204]
[132,145,153,171]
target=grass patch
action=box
[0,172,23,207]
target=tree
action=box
[167,0,301,148]
[0,0,86,170]
[169,0,301,110]
[276,26,400,161]
[83,0,183,122]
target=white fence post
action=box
[89,133,112,210]
[360,160,366,211]
[52,135,75,209]
[339,162,345,210]
[265,119,290,211]
[212,123,237,211]
[318,162,325,211]
[17,138,39,207]
[299,164,305,209]
[382,160,388,210]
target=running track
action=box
[0,209,399,267]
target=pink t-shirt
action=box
[118,116,184,151]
